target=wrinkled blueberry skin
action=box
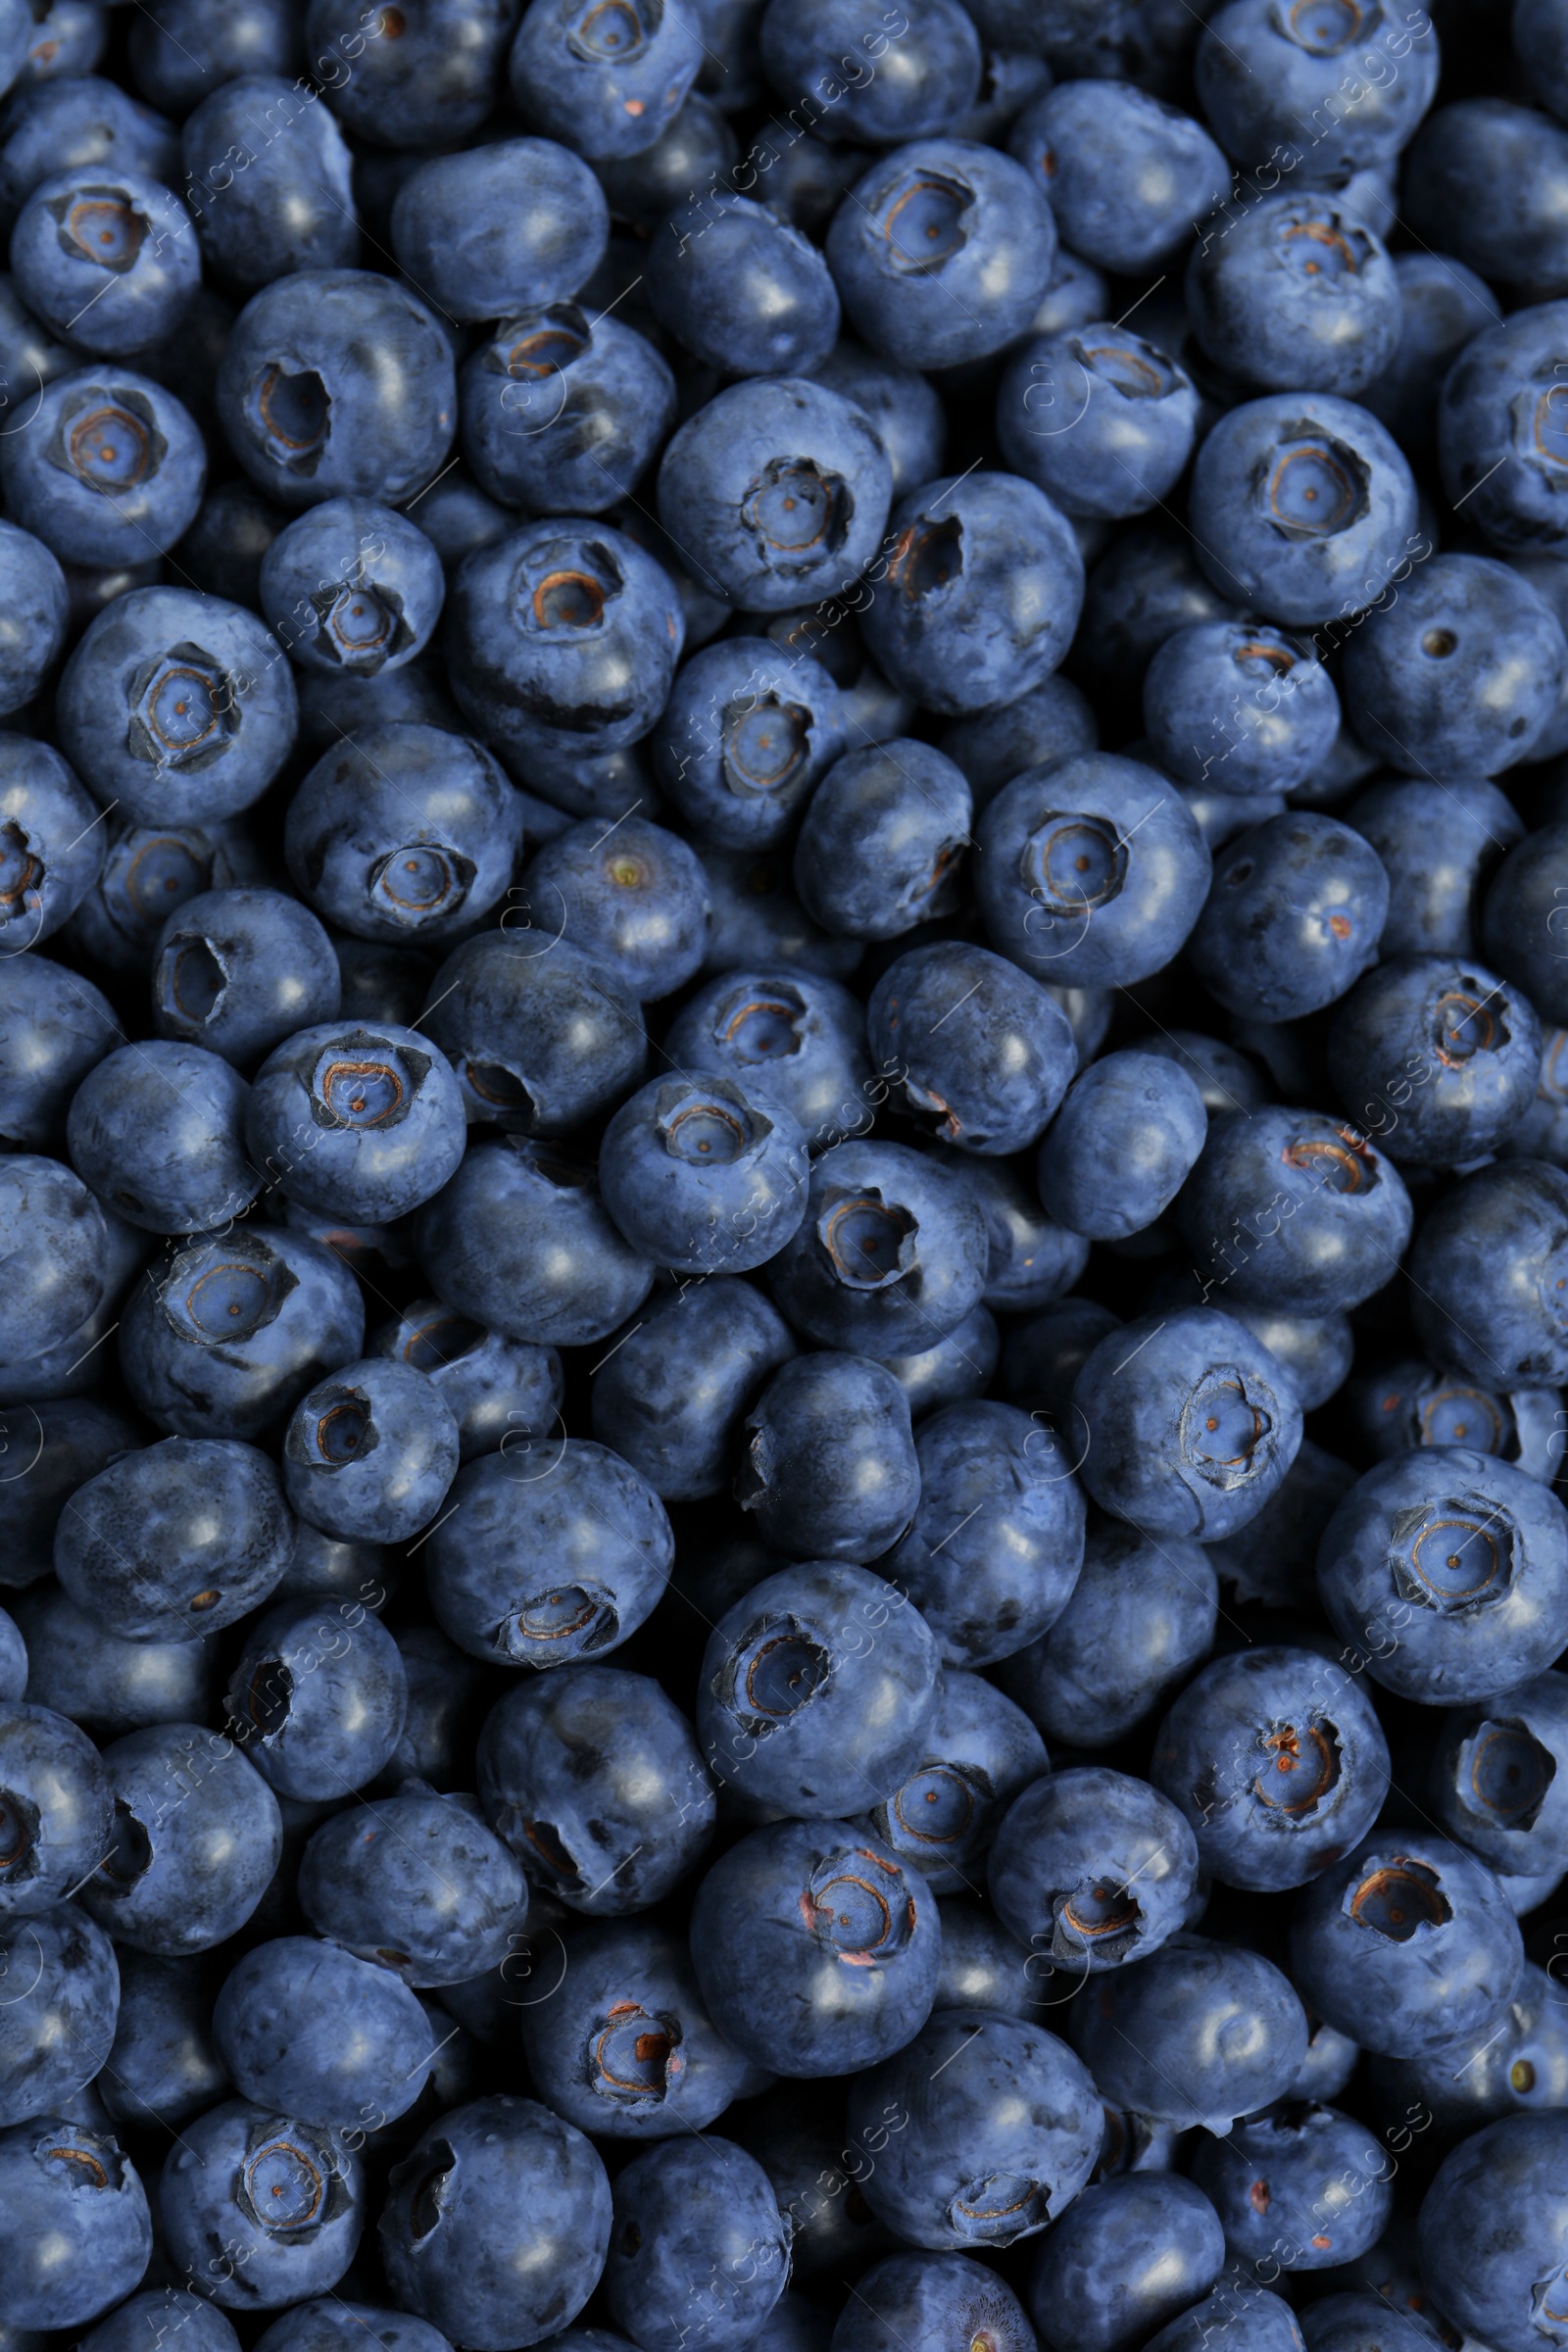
[591,1276,796,1499]
[69,1040,261,1238]
[85,2288,240,2352]
[988,1765,1200,1974]
[602,2135,790,2352]
[1193,2102,1394,2275]
[300,1785,527,1988]
[461,302,675,515]
[698,1559,941,1817]
[997,323,1200,521]
[1197,0,1440,176]
[1190,813,1390,1022]
[225,1596,408,1801]
[159,2094,366,2311]
[1151,1646,1391,1894]
[151,888,340,1069]
[247,1019,466,1225]
[308,0,518,150]
[768,1139,989,1352]
[79,1719,280,1954]
[1290,1833,1524,2061]
[656,377,893,612]
[1011,79,1228,271]
[649,192,839,378]
[391,138,608,322]
[282,1359,459,1545]
[1484,822,1568,1025]
[429,1442,672,1672]
[1328,955,1542,1168]
[995,1520,1217,1750]
[761,0,979,142]
[12,164,198,358]
[56,1436,293,1642]
[0,1698,109,1921]
[421,932,647,1140]
[217,270,456,512]
[214,1936,433,2130]
[1428,1673,1568,1876]
[663,963,869,1148]
[381,2092,610,2347]
[519,1916,760,2141]
[869,943,1076,1158]
[0,2112,150,2328]
[1317,1447,1568,1702]
[96,1948,226,2130]
[1178,1106,1412,1316]
[653,637,845,852]
[1024,2174,1226,2352]
[1417,2111,1568,2352]
[860,473,1082,718]
[55,585,298,827]
[120,1224,365,1444]
[1408,1159,1568,1387]
[736,1349,920,1559]
[1073,1306,1303,1541]
[510,0,702,160]
[976,752,1211,991]
[1146,618,1340,799]
[886,1399,1086,1669]
[847,2007,1100,2253]
[1187,197,1401,398]
[368,1298,562,1465]
[261,504,444,681]
[1073,1935,1309,2133]
[858,1670,1045,1894]
[417,1137,655,1348]
[827,139,1054,370]
[0,1899,117,2124]
[1038,1051,1206,1242]
[182,74,355,292]
[1439,302,1568,552]
[1343,555,1567,775]
[831,2253,1034,2352]
[689,1817,941,2078]
[1348,777,1521,959]
[1189,392,1420,627]
[600,1071,809,1274]
[478,1665,711,1916]
[793,741,971,942]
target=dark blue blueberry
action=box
[159,2094,365,2310]
[1188,391,1419,627]
[0,738,103,952]
[78,1718,279,1953]
[0,1698,108,1919]
[1364,1960,1568,2143]
[1438,300,1568,553]
[1316,1448,1568,1703]
[1037,1050,1206,1242]
[0,1397,138,1593]
[735,1348,919,1558]
[217,270,455,511]
[657,375,892,612]
[1151,1646,1391,1893]
[510,0,702,159]
[1024,2174,1226,2352]
[1075,520,1244,705]
[1192,2101,1394,2274]
[698,1559,940,1815]
[296,660,462,757]
[287,723,523,945]
[1071,1935,1308,2133]
[418,931,647,1138]
[663,963,868,1148]
[761,0,980,143]
[152,888,341,1068]
[858,1669,1046,1893]
[383,1623,489,1792]
[66,814,266,975]
[1483,822,1568,1028]
[1429,1674,1568,1879]
[56,1435,291,1641]
[214,1936,433,2131]
[1011,78,1228,271]
[998,1292,1118,1423]
[225,1594,407,1800]
[768,1139,988,1351]
[0,1898,118,2127]
[594,88,739,227]
[0,2113,149,2328]
[847,2007,1100,2251]
[0,521,64,710]
[1196,0,1440,176]
[939,675,1098,813]
[988,1765,1200,1976]
[653,636,845,851]
[602,2134,789,2352]
[1327,955,1542,1168]
[84,2288,240,2352]
[183,76,357,292]
[812,338,947,496]
[824,2252,1035,2352]
[792,741,970,940]
[260,503,445,679]
[1405,99,1568,300]
[1187,196,1400,397]
[68,1039,261,1236]
[368,1298,562,1464]
[417,1136,655,1348]
[253,2306,450,2352]
[1418,2113,1568,2352]
[55,585,297,828]
[1073,1305,1302,1541]
[390,137,607,322]
[0,365,205,571]
[1177,1106,1412,1316]
[119,1224,365,1444]
[460,303,675,516]
[0,76,177,237]
[975,751,1211,990]
[878,1302,1001,1420]
[12,166,198,358]
[690,1816,940,2076]
[1290,1833,1524,2059]
[309,0,517,148]
[246,1019,466,1224]
[300,1784,526,1987]
[430,1440,672,1669]
[1521,0,1568,122]
[997,324,1200,520]
[826,138,1055,368]
[886,1398,1086,1668]
[648,191,838,378]
[128,0,299,109]
[935,1149,1090,1313]
[1348,776,1522,960]
[994,1520,1217,1750]
[869,942,1076,1156]
[599,1071,809,1273]
[701,842,865,983]
[282,1359,459,1544]
[1144,2279,1304,2352]
[1346,1357,1562,1483]
[0,1192,142,1408]
[591,1276,795,1498]
[1343,555,1566,776]
[448,525,684,767]
[1145,618,1340,798]
[95,1948,226,2131]
[860,472,1082,717]
[1189,812,1389,1021]
[1363,251,1500,466]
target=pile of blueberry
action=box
[14,0,1568,2349]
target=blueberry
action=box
[1405,97,1568,299]
[1291,1833,1524,2059]
[1191,812,1389,1020]
[417,931,647,1137]
[998,1292,1119,1422]
[0,1397,138,1592]
[0,522,64,712]
[183,76,357,291]
[591,1276,795,1498]
[416,1136,656,1348]
[689,1816,941,2076]
[225,1595,407,1800]
[1437,299,1568,553]
[858,1668,1046,1893]
[12,165,198,358]
[1407,1160,1568,1387]
[662,963,869,1147]
[989,1764,1199,1984]
[152,888,341,1068]
[391,138,608,322]
[1197,0,1440,176]
[648,191,839,377]
[510,0,703,160]
[1348,776,1522,960]
[0,2114,150,2328]
[83,2290,240,2352]
[599,1070,808,1273]
[811,338,948,495]
[735,1349,919,1558]
[159,2095,365,2310]
[1146,619,1341,800]
[1187,195,1401,397]
[1365,1960,1568,2142]
[868,942,1075,1158]
[1178,1105,1412,1316]
[1071,1935,1309,2133]
[831,2252,1036,2352]
[79,1719,281,1952]
[768,1139,988,1351]
[938,675,1098,813]
[1143,2279,1305,2352]
[1026,2177,1225,2351]
[460,302,675,515]
[1012,78,1229,271]
[1428,1673,1568,1877]
[997,324,1200,520]
[761,0,981,144]
[214,1936,433,2131]
[1415,2112,1568,2352]
[938,1151,1091,1313]
[1037,1050,1206,1243]
[0,76,176,237]
[67,814,266,975]
[368,1299,562,1465]
[700,842,865,983]
[56,1434,293,1642]
[792,740,971,939]
[878,1300,1002,1418]
[1193,2100,1394,2275]
[253,2309,450,2352]
[653,636,846,851]
[282,1359,459,1544]
[1327,955,1542,1168]
[602,2134,790,2352]
[309,0,517,147]
[247,1019,466,1224]
[595,88,739,227]
[1345,553,1567,775]
[69,1039,262,1236]
[1346,1356,1561,1482]
[261,504,445,680]
[95,1947,225,2131]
